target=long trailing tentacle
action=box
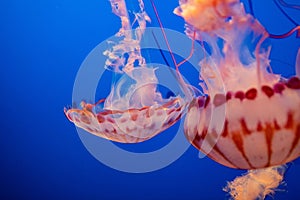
[296,48,300,78]
[149,0,195,71]
[269,26,300,39]
[149,0,196,100]
[248,0,299,39]
[278,0,300,10]
[273,0,299,26]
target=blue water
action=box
[1,0,300,199]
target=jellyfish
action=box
[64,0,193,143]
[173,0,300,199]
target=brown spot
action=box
[273,83,285,94]
[261,85,274,97]
[197,97,205,107]
[192,133,201,150]
[97,115,105,123]
[174,114,182,122]
[176,107,182,112]
[286,124,300,160]
[156,110,163,116]
[87,127,94,132]
[208,144,239,169]
[204,96,210,108]
[201,128,208,140]
[145,108,151,118]
[163,117,175,128]
[245,88,257,100]
[264,123,274,167]
[120,118,127,123]
[107,117,115,123]
[81,114,91,124]
[285,112,294,129]
[130,113,138,121]
[193,132,201,143]
[101,110,113,115]
[139,107,148,111]
[162,98,177,108]
[232,133,243,150]
[84,104,94,112]
[232,132,254,168]
[222,120,229,137]
[240,118,251,135]
[126,126,137,133]
[112,128,117,134]
[167,108,175,115]
[188,98,196,110]
[257,122,263,132]
[235,91,245,101]
[286,77,300,89]
[274,119,281,130]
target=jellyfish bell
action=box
[177,0,300,170]
[64,65,188,143]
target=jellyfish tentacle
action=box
[150,0,177,70]
[150,0,195,99]
[273,0,299,26]
[249,0,299,38]
[177,31,196,68]
[150,0,196,71]
[277,0,300,10]
[269,26,300,39]
[296,48,300,78]
[255,30,269,86]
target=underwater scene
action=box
[2,0,300,199]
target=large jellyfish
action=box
[65,0,193,143]
[174,0,300,199]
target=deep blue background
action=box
[1,0,300,199]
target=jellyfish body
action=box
[174,0,300,199]
[64,0,191,143]
[185,76,300,169]
[176,0,300,169]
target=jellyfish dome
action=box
[176,0,300,169]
